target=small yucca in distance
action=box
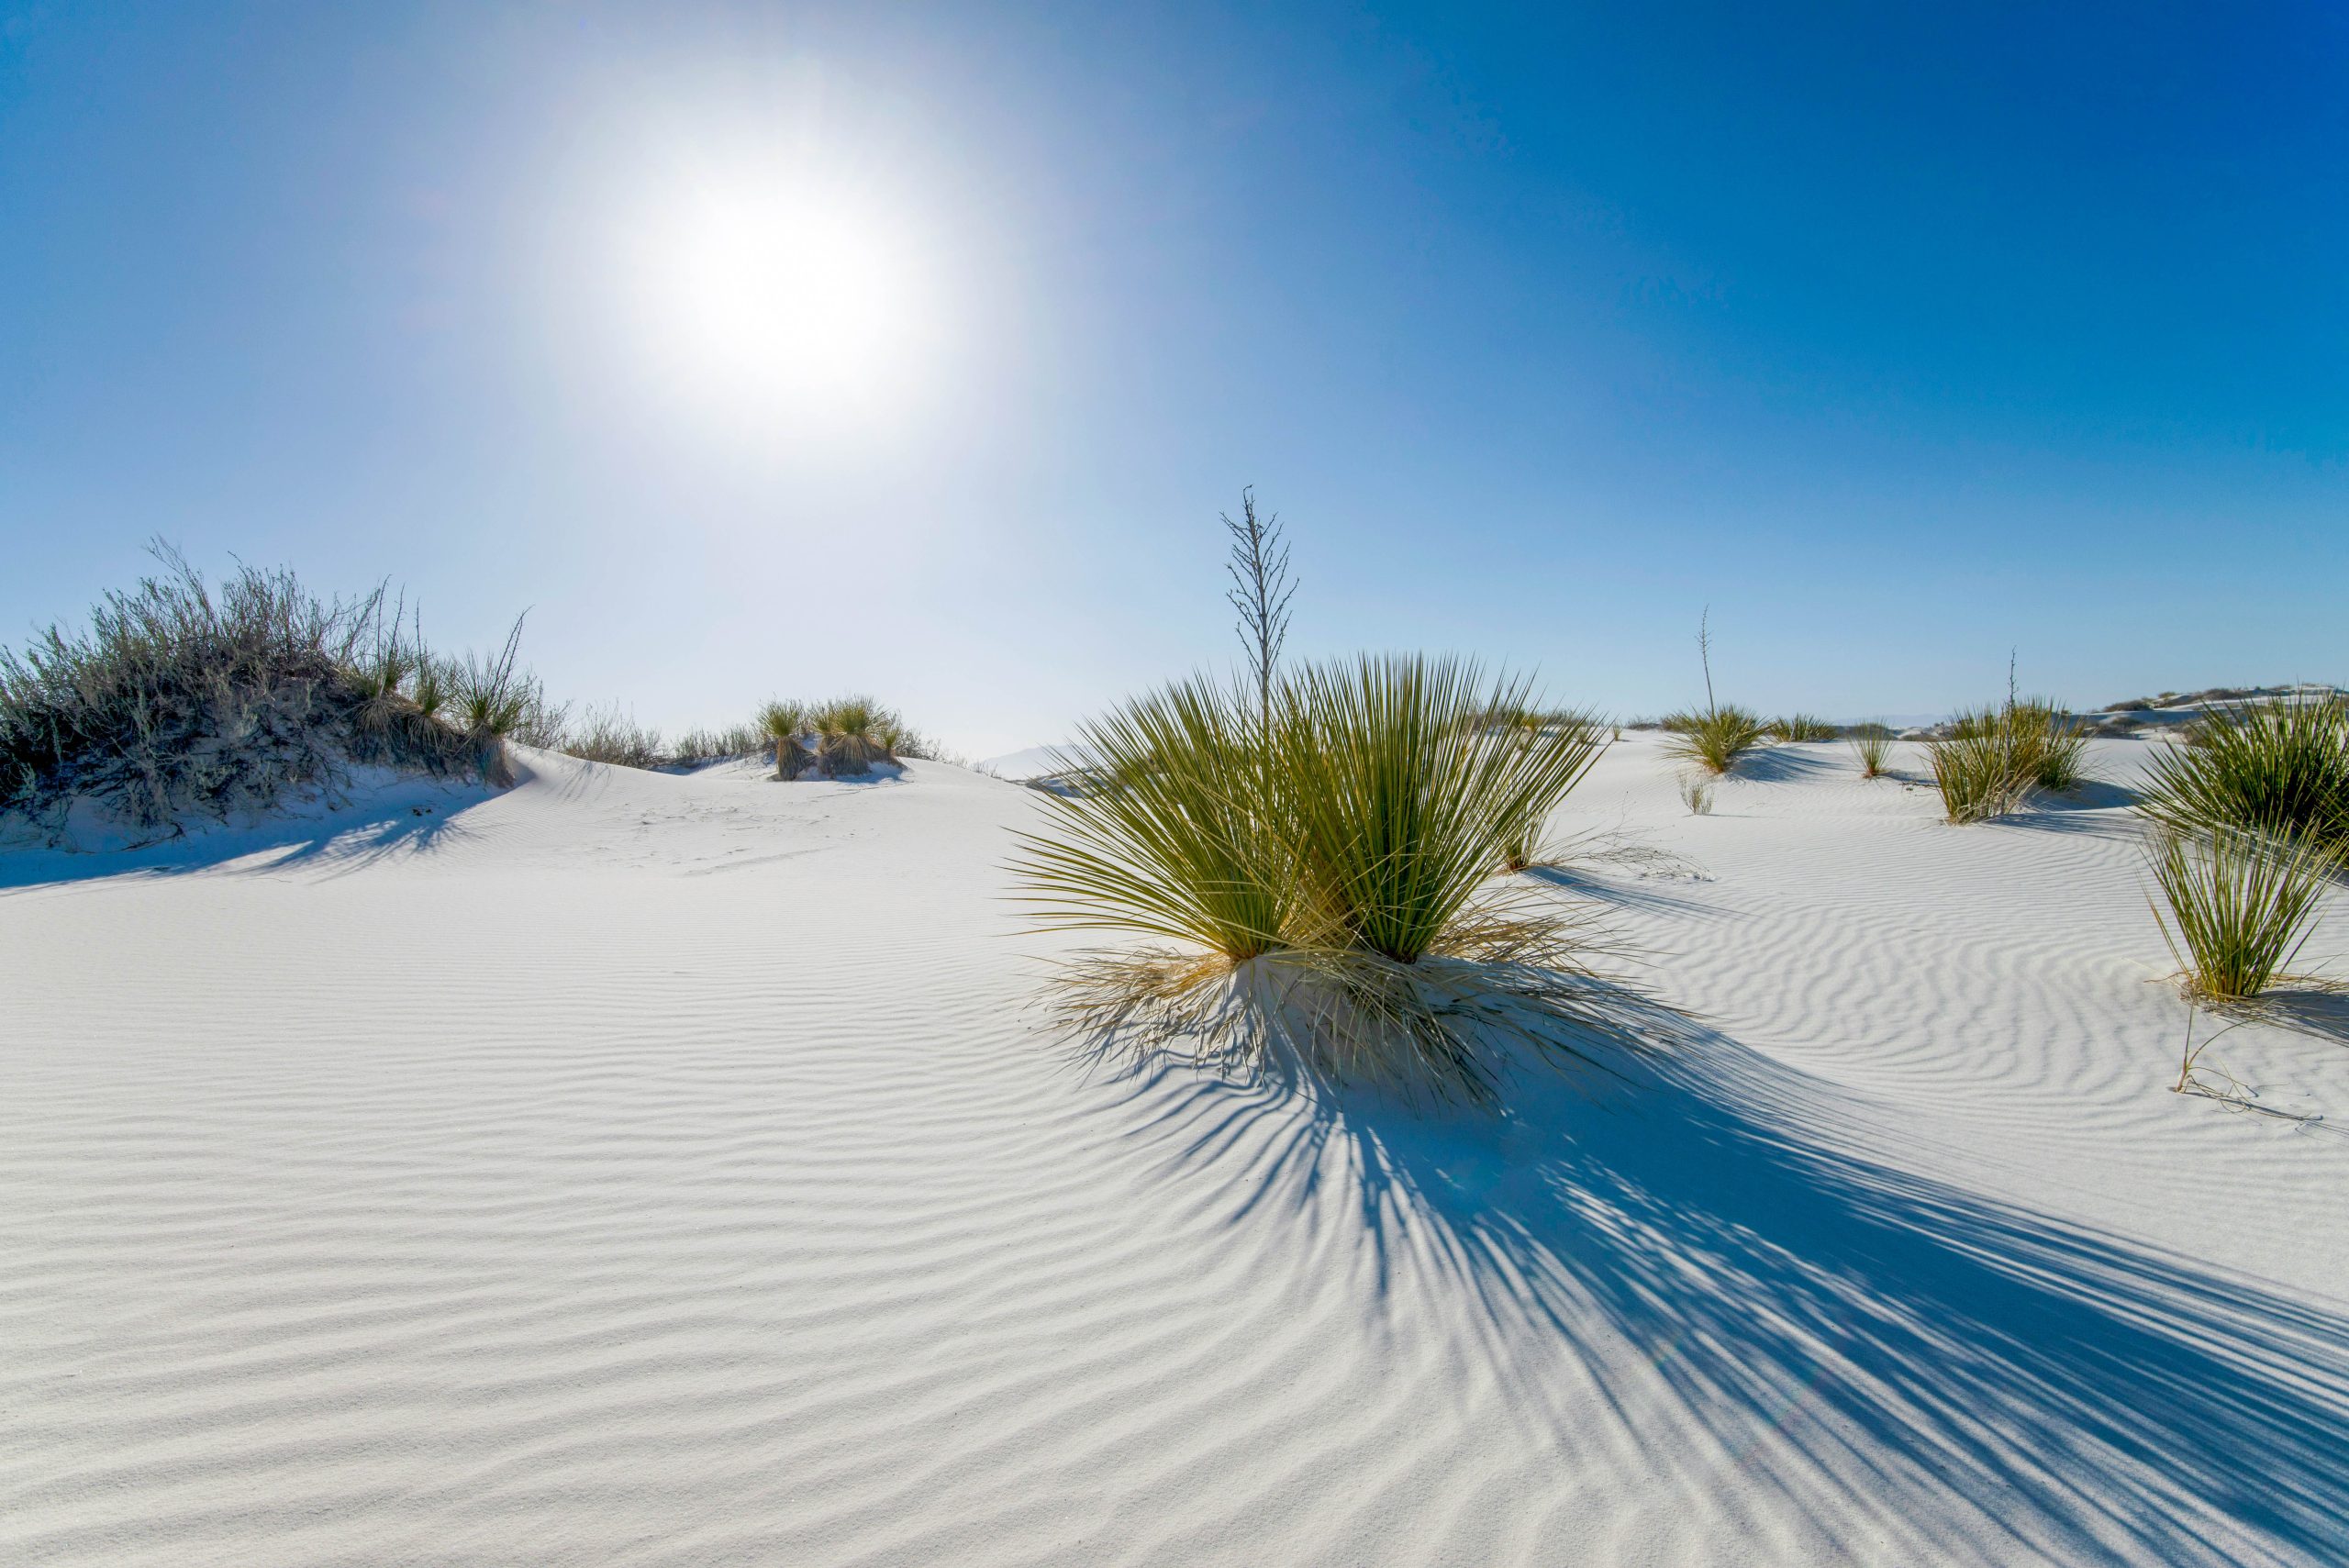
[759,699,812,779]
[1009,654,1653,1107]
[1662,703,1765,775]
[1767,713,1836,742]
[1849,722,1893,779]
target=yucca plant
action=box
[1849,722,1893,779]
[759,699,812,779]
[2139,696,2349,851]
[1010,655,1639,1107]
[1662,703,1765,775]
[2148,824,2336,1000]
[812,695,897,777]
[1929,699,2088,822]
[1767,713,1836,742]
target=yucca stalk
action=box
[2148,824,2335,1000]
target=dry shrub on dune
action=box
[0,544,532,826]
[1010,654,1646,1107]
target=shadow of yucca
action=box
[1104,1022,2349,1565]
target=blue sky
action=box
[3,2,2342,757]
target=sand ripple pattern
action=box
[5,744,2348,1565]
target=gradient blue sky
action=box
[4,2,2343,757]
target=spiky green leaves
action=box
[2140,697,2349,850]
[1662,705,1765,774]
[2148,824,2337,1000]
[1008,655,1625,1106]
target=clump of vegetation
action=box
[0,545,530,830]
[759,700,812,780]
[670,722,763,767]
[1659,608,1764,774]
[1767,713,1836,742]
[1663,704,1766,774]
[1928,696,2089,822]
[2148,824,2336,1001]
[1010,655,1641,1108]
[1849,722,1894,779]
[564,705,666,770]
[2138,696,2349,851]
[1677,773,1714,815]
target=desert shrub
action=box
[670,722,763,765]
[0,545,507,827]
[1849,722,1893,779]
[1662,704,1765,774]
[1929,699,2088,822]
[1767,713,1836,742]
[2148,824,2336,1000]
[1010,654,1639,1107]
[565,705,666,769]
[1677,773,1714,815]
[2139,696,2349,851]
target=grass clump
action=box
[2148,824,2336,1001]
[1849,722,1894,778]
[0,545,527,828]
[1677,773,1714,815]
[1767,713,1836,742]
[1927,698,2089,822]
[1662,703,1765,775]
[2138,696,2349,851]
[1010,654,1642,1108]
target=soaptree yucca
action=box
[2148,824,2336,1001]
[1009,655,1645,1106]
[2139,697,2349,851]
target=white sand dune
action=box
[5,738,2347,1566]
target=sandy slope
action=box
[3,738,2346,1567]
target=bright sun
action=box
[625,170,932,425]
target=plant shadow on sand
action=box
[0,782,481,892]
[1106,1002,2349,1565]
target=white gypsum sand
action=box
[3,736,2347,1566]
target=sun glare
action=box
[622,167,935,428]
